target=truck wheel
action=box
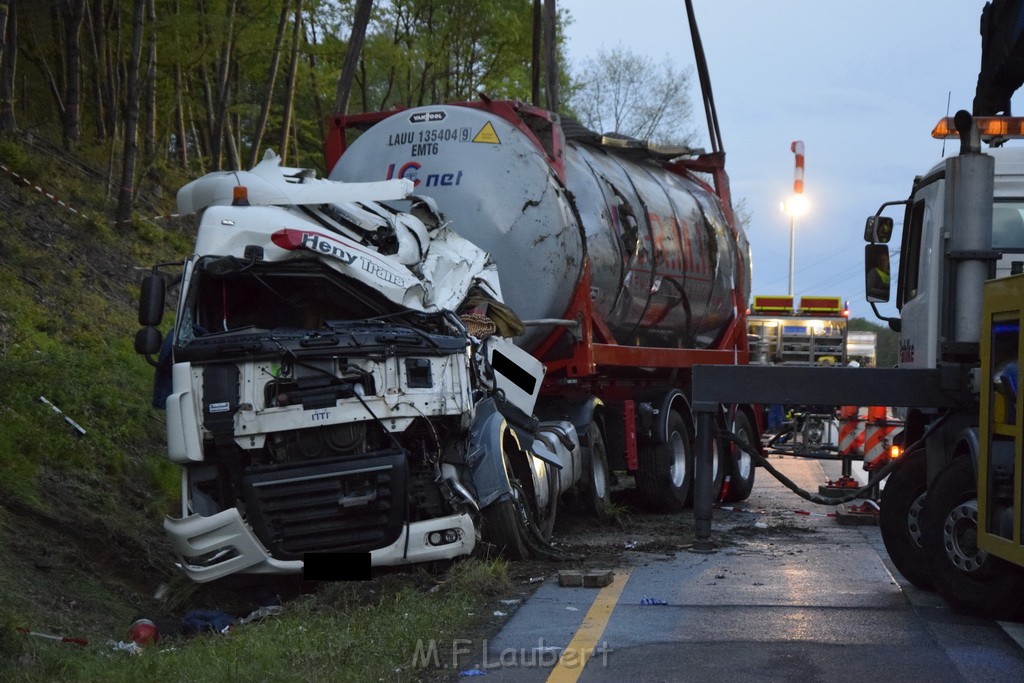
[711,431,726,500]
[581,421,612,517]
[878,454,934,590]
[920,455,1024,619]
[482,486,532,560]
[724,411,757,502]
[636,410,693,511]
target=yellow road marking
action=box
[545,569,631,683]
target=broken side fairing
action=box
[161,159,580,581]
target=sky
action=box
[558,0,1018,321]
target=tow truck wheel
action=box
[636,410,693,511]
[879,454,934,590]
[581,421,612,517]
[920,455,1024,619]
[724,411,757,502]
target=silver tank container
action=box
[330,104,750,352]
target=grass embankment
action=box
[5,558,512,682]
[0,135,510,680]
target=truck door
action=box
[896,186,942,369]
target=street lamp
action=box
[779,194,810,297]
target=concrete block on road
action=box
[558,569,614,588]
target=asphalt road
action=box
[451,456,1024,682]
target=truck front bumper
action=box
[165,508,477,583]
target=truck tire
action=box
[581,421,612,517]
[724,411,757,502]
[920,455,1024,619]
[482,446,552,560]
[636,410,693,511]
[482,494,531,560]
[879,454,934,590]
[710,431,726,501]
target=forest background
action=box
[0,0,704,224]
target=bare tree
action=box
[333,0,372,116]
[277,0,302,165]
[246,0,290,167]
[141,0,156,162]
[60,0,86,147]
[0,0,14,132]
[114,0,144,226]
[209,0,238,170]
[569,45,694,146]
[0,0,9,76]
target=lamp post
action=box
[782,140,807,298]
[780,194,809,297]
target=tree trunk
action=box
[277,0,302,165]
[60,0,86,148]
[0,0,9,74]
[142,0,156,162]
[333,0,371,116]
[173,64,186,166]
[542,0,557,113]
[102,0,120,137]
[0,0,15,132]
[83,0,107,139]
[531,0,541,106]
[115,0,145,226]
[247,0,289,167]
[209,0,237,171]
[302,14,325,142]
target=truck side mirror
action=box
[134,325,162,359]
[864,215,894,244]
[865,244,891,303]
[138,273,165,327]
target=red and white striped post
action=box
[792,140,805,194]
[788,141,805,296]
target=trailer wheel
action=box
[878,454,934,590]
[636,410,693,511]
[724,411,757,502]
[581,421,612,517]
[920,455,1024,619]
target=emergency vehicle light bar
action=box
[931,116,1024,139]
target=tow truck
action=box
[690,111,1024,619]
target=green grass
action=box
[5,559,512,682]
[0,134,190,664]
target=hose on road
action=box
[716,410,953,506]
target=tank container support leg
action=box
[692,409,717,553]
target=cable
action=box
[717,409,953,506]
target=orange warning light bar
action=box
[798,296,843,316]
[890,444,902,460]
[752,295,794,314]
[931,116,1024,139]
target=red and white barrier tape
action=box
[1,163,79,215]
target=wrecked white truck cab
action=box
[136,154,588,582]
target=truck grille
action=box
[241,452,407,559]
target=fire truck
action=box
[747,295,849,366]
